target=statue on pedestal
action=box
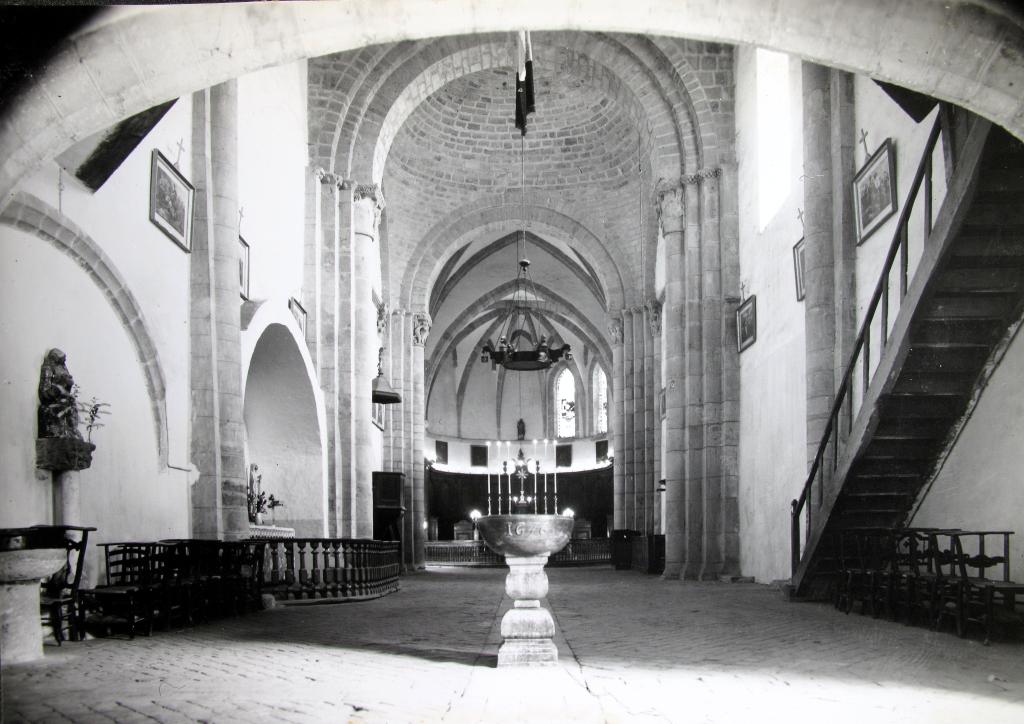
[38,348,81,440]
[517,418,526,441]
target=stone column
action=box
[682,179,704,580]
[609,317,624,530]
[412,312,431,568]
[54,471,80,526]
[631,306,646,532]
[311,170,345,537]
[351,184,385,538]
[831,70,858,424]
[621,309,635,529]
[719,162,742,575]
[189,81,246,540]
[647,300,662,534]
[657,179,686,578]
[698,169,724,580]
[394,309,416,569]
[802,62,837,467]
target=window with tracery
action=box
[592,366,608,435]
[556,368,576,439]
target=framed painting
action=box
[853,138,897,244]
[793,237,806,302]
[239,236,250,300]
[149,149,194,252]
[736,295,757,353]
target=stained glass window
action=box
[593,366,607,434]
[556,368,576,438]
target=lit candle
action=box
[532,439,538,512]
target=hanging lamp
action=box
[480,32,571,373]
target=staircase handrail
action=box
[791,113,945,575]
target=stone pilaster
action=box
[698,169,724,580]
[351,183,384,538]
[189,81,246,540]
[647,300,663,533]
[681,178,704,580]
[393,309,416,569]
[657,178,685,577]
[802,62,838,468]
[608,316,624,530]
[621,309,635,529]
[631,306,645,532]
[412,312,431,568]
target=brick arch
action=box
[401,196,628,311]
[0,192,169,466]
[4,2,1024,205]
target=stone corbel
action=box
[412,312,432,347]
[608,316,623,345]
[655,177,684,236]
[646,299,662,338]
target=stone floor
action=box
[3,566,1024,723]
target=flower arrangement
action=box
[246,463,284,523]
[75,387,111,443]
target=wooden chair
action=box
[39,526,95,645]
[951,531,1024,643]
[80,542,159,638]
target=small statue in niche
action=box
[517,417,526,441]
[38,348,82,440]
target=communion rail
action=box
[262,538,401,602]
[425,538,610,567]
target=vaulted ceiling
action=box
[308,31,732,437]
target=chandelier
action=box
[480,32,571,373]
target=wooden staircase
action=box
[791,115,1024,598]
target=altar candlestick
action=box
[486,441,492,515]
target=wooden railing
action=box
[424,538,610,566]
[262,538,400,601]
[792,114,946,576]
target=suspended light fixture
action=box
[372,347,402,404]
[481,31,571,373]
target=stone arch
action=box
[5,1,1024,210]
[0,191,169,466]
[241,299,328,537]
[403,198,628,310]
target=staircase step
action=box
[862,438,939,460]
[846,477,920,494]
[921,294,1015,320]
[902,345,991,374]
[910,319,1002,348]
[949,234,1024,267]
[965,203,1024,226]
[873,417,951,440]
[890,373,973,397]
[877,394,966,419]
[934,267,1023,295]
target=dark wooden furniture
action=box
[39,525,95,645]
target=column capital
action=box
[681,167,722,185]
[646,299,662,337]
[655,177,685,236]
[353,183,385,211]
[314,168,352,190]
[608,316,623,345]
[412,312,432,347]
[377,301,391,335]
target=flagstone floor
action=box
[4,566,1024,723]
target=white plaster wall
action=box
[238,61,308,305]
[912,330,1024,574]
[852,79,947,369]
[735,46,808,583]
[18,98,194,470]
[0,229,190,584]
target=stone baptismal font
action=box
[476,513,573,666]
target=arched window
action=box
[555,367,576,439]
[592,366,608,434]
